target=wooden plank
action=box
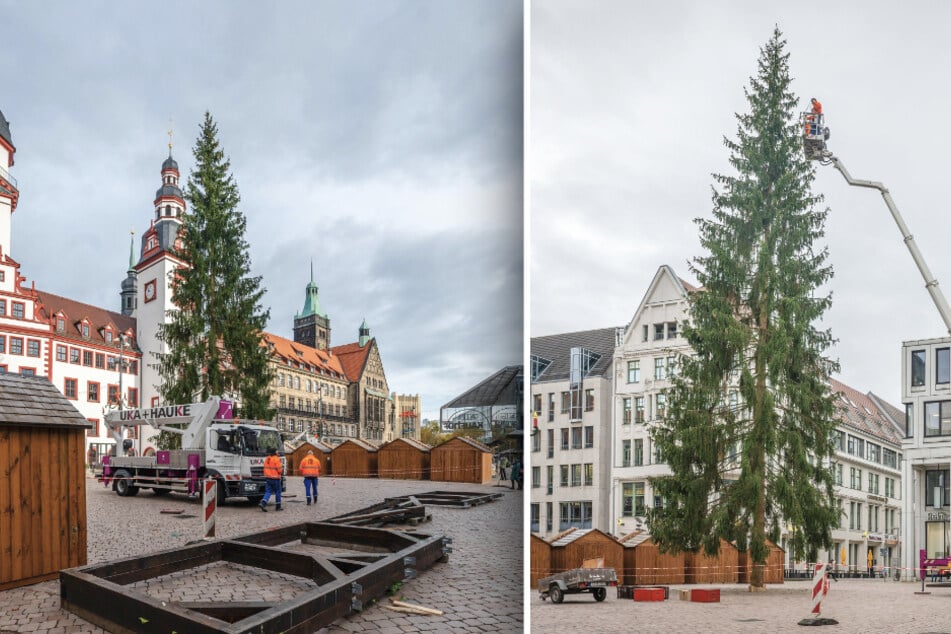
[221,542,340,585]
[38,427,52,577]
[9,428,23,582]
[72,430,89,568]
[176,601,274,623]
[0,426,10,585]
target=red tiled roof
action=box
[330,339,374,382]
[830,377,903,446]
[35,290,137,351]
[263,332,346,377]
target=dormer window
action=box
[81,323,90,338]
[56,317,65,332]
[104,330,113,343]
[147,236,158,251]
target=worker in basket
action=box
[806,97,823,137]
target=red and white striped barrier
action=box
[202,479,217,539]
[811,562,830,615]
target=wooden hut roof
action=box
[381,437,431,452]
[335,438,378,452]
[435,436,492,452]
[550,528,612,547]
[617,531,652,548]
[0,374,91,429]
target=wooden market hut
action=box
[530,534,552,588]
[430,436,493,484]
[737,540,785,584]
[377,437,431,480]
[549,528,624,577]
[0,374,92,591]
[684,538,740,584]
[286,439,331,477]
[329,438,378,478]
[617,531,685,586]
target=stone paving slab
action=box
[0,476,522,633]
[529,578,951,633]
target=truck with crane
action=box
[98,396,286,505]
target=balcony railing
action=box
[0,164,16,189]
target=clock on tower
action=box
[144,279,157,303]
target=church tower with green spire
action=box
[294,261,331,350]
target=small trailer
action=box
[538,567,618,604]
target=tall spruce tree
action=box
[157,112,273,426]
[647,28,840,590]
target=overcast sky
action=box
[3,1,523,420]
[531,1,951,408]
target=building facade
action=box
[530,328,614,538]
[331,323,391,443]
[900,336,951,577]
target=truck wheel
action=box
[114,471,138,497]
[549,585,564,604]
[593,588,606,602]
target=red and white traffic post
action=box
[202,478,217,539]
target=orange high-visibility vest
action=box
[300,454,321,477]
[263,454,283,479]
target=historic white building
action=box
[530,327,614,537]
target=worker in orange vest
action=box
[807,97,824,136]
[300,449,321,506]
[259,447,284,512]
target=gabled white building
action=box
[612,265,694,535]
[530,328,615,537]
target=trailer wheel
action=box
[114,471,139,497]
[549,585,564,604]
[593,588,606,602]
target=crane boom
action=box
[824,154,951,335]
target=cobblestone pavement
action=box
[529,578,951,633]
[0,474,523,633]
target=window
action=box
[926,470,949,507]
[867,443,881,464]
[0,336,4,353]
[546,502,553,531]
[939,348,950,385]
[622,397,632,424]
[654,324,664,341]
[654,357,666,380]
[905,403,913,438]
[583,463,593,486]
[81,323,90,338]
[530,504,540,533]
[622,439,631,467]
[571,427,582,449]
[9,337,22,355]
[868,473,879,494]
[64,378,78,400]
[622,482,634,516]
[635,397,645,423]
[584,389,594,411]
[56,316,64,331]
[634,438,644,466]
[883,448,897,469]
[547,466,554,495]
[83,350,93,366]
[653,442,664,464]
[912,349,926,387]
[634,482,646,516]
[831,430,845,452]
[56,345,67,362]
[847,435,864,457]
[571,464,581,486]
[627,360,640,383]
[531,431,540,452]
[667,355,678,378]
[26,339,39,357]
[108,384,119,405]
[532,466,540,489]
[70,348,80,364]
[561,428,569,451]
[833,462,843,486]
[548,393,555,421]
[559,501,593,530]
[547,429,554,458]
[850,467,862,490]
[925,401,951,437]
[667,321,677,339]
[104,331,113,343]
[95,353,105,369]
[560,391,570,414]
[885,477,895,498]
[128,388,138,407]
[656,394,667,419]
[0,300,5,315]
[533,393,542,414]
[20,368,35,377]
[642,325,648,342]
[584,426,594,449]
[560,465,569,487]
[12,302,24,319]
